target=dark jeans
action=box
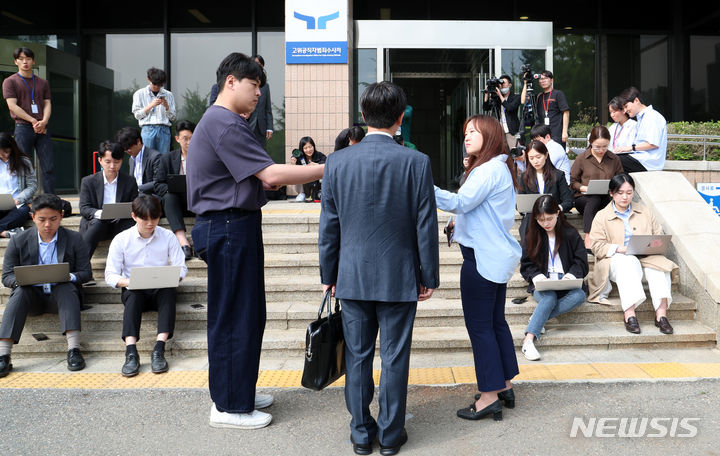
[120,287,177,341]
[0,205,31,232]
[460,246,519,392]
[14,123,54,194]
[574,195,611,233]
[619,154,648,173]
[192,209,265,413]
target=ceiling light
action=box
[188,9,211,24]
[519,16,529,20]
[1,10,33,25]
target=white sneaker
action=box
[209,404,272,429]
[294,192,306,202]
[522,339,541,361]
[254,393,274,409]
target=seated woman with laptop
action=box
[105,194,187,377]
[0,132,37,238]
[519,195,588,361]
[569,126,624,250]
[587,174,677,335]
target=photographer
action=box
[290,136,325,202]
[521,70,570,149]
[483,75,520,150]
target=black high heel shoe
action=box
[474,388,515,408]
[457,399,503,421]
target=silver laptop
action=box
[100,202,133,220]
[584,179,610,195]
[516,193,550,213]
[167,174,186,194]
[14,263,70,286]
[0,194,16,211]
[534,278,584,291]
[127,266,182,290]
[625,234,672,256]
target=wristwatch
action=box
[631,144,636,152]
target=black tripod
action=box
[519,78,540,145]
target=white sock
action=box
[66,331,81,350]
[0,339,12,356]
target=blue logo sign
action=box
[293,11,340,30]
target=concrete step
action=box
[9,319,715,358]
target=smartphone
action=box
[32,333,49,341]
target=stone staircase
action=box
[0,202,716,358]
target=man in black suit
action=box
[483,74,520,151]
[318,81,439,455]
[79,141,138,259]
[154,120,195,259]
[116,126,161,195]
[0,194,92,377]
[247,55,273,149]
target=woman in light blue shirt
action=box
[435,115,521,422]
[0,132,37,238]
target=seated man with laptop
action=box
[153,120,195,260]
[0,194,92,377]
[588,174,677,335]
[104,194,187,377]
[79,141,139,259]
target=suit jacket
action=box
[520,225,589,294]
[519,169,574,212]
[2,226,92,289]
[128,147,161,194]
[78,171,139,228]
[483,93,520,135]
[248,84,273,136]
[154,149,184,197]
[318,134,440,302]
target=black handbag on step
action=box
[301,290,346,391]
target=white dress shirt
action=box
[607,119,637,152]
[632,105,667,171]
[546,139,571,184]
[131,85,177,126]
[94,171,118,219]
[0,159,19,198]
[104,225,187,288]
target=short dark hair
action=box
[530,124,552,139]
[360,82,407,129]
[216,52,266,93]
[348,126,365,143]
[252,54,265,67]
[13,47,34,60]
[132,194,162,219]
[175,120,195,135]
[620,86,643,105]
[32,194,63,214]
[608,96,626,112]
[115,127,142,150]
[540,70,554,79]
[98,141,125,160]
[500,74,512,84]
[609,173,635,194]
[147,67,167,85]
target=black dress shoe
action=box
[0,354,12,378]
[624,316,641,334]
[457,400,503,421]
[151,349,169,374]
[122,353,140,377]
[655,316,674,334]
[379,429,407,456]
[474,388,515,408]
[67,348,86,371]
[351,437,372,455]
[182,245,194,261]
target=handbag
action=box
[301,290,346,391]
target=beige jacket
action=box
[588,202,677,303]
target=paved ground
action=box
[1,380,719,455]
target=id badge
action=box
[43,283,51,294]
[549,272,559,280]
[31,102,39,114]
[544,117,550,126]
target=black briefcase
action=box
[301,290,346,391]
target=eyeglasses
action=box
[591,146,608,152]
[538,76,550,81]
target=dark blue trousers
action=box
[0,205,31,232]
[14,123,54,194]
[460,246,519,392]
[192,209,266,413]
[341,298,416,447]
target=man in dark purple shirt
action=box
[187,52,323,430]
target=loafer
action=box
[457,400,503,421]
[379,429,407,456]
[475,388,515,408]
[209,404,272,429]
[254,393,274,409]
[67,348,86,371]
[0,354,12,378]
[121,353,140,377]
[182,245,194,260]
[351,436,373,455]
[151,349,169,374]
[655,316,674,334]
[624,316,641,334]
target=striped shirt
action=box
[131,85,176,127]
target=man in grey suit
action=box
[319,81,439,456]
[247,55,273,149]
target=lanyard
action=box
[548,244,558,272]
[542,89,553,115]
[612,124,623,148]
[18,73,35,103]
[134,147,144,183]
[39,241,57,265]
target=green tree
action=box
[554,34,596,129]
[178,85,210,125]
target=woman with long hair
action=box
[290,136,326,201]
[519,195,588,360]
[434,115,521,422]
[0,132,37,237]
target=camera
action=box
[291,149,302,158]
[485,77,502,93]
[521,64,540,82]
